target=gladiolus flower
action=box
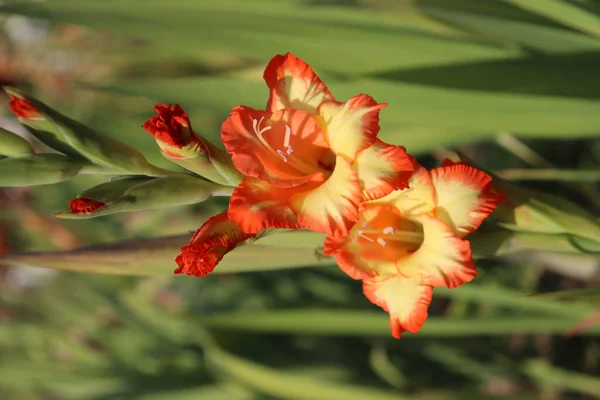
[69,198,106,214]
[143,104,242,186]
[175,212,256,277]
[8,95,40,119]
[222,53,413,237]
[324,160,502,338]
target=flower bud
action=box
[8,95,41,119]
[0,153,84,187]
[175,212,256,277]
[143,104,242,186]
[55,174,233,219]
[492,179,600,243]
[5,87,166,176]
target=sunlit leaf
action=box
[502,0,600,38]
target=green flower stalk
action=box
[143,104,243,186]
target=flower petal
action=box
[289,156,361,237]
[368,163,435,219]
[318,94,386,160]
[263,53,334,113]
[221,106,328,188]
[175,212,255,277]
[430,162,501,238]
[228,177,305,234]
[354,139,413,201]
[363,276,433,338]
[395,214,476,289]
[324,235,378,280]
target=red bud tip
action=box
[174,245,224,277]
[8,96,40,119]
[143,104,192,147]
[69,197,106,214]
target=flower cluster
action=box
[142,53,501,338]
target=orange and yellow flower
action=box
[222,53,413,237]
[324,160,501,338]
[175,212,255,278]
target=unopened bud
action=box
[143,104,242,186]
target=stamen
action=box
[383,226,395,235]
[286,145,294,155]
[252,117,272,139]
[357,231,374,242]
[376,237,388,247]
[284,124,292,147]
[277,149,289,162]
[361,221,368,227]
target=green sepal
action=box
[0,153,84,187]
[160,140,243,186]
[0,127,34,157]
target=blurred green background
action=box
[1,0,600,399]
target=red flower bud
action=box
[142,104,196,149]
[175,212,255,277]
[69,198,106,214]
[8,95,40,119]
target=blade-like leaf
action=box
[524,359,600,396]
[502,0,600,38]
[0,231,333,276]
[205,346,413,400]
[424,7,600,53]
[117,76,600,156]
[197,310,600,336]
[1,0,521,74]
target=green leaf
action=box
[0,154,84,187]
[0,128,34,157]
[529,287,600,303]
[0,231,333,276]
[1,0,521,74]
[197,310,600,336]
[205,346,412,400]
[497,168,600,182]
[117,76,600,156]
[5,87,166,176]
[54,174,234,219]
[524,359,600,396]
[424,7,600,53]
[502,0,600,38]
